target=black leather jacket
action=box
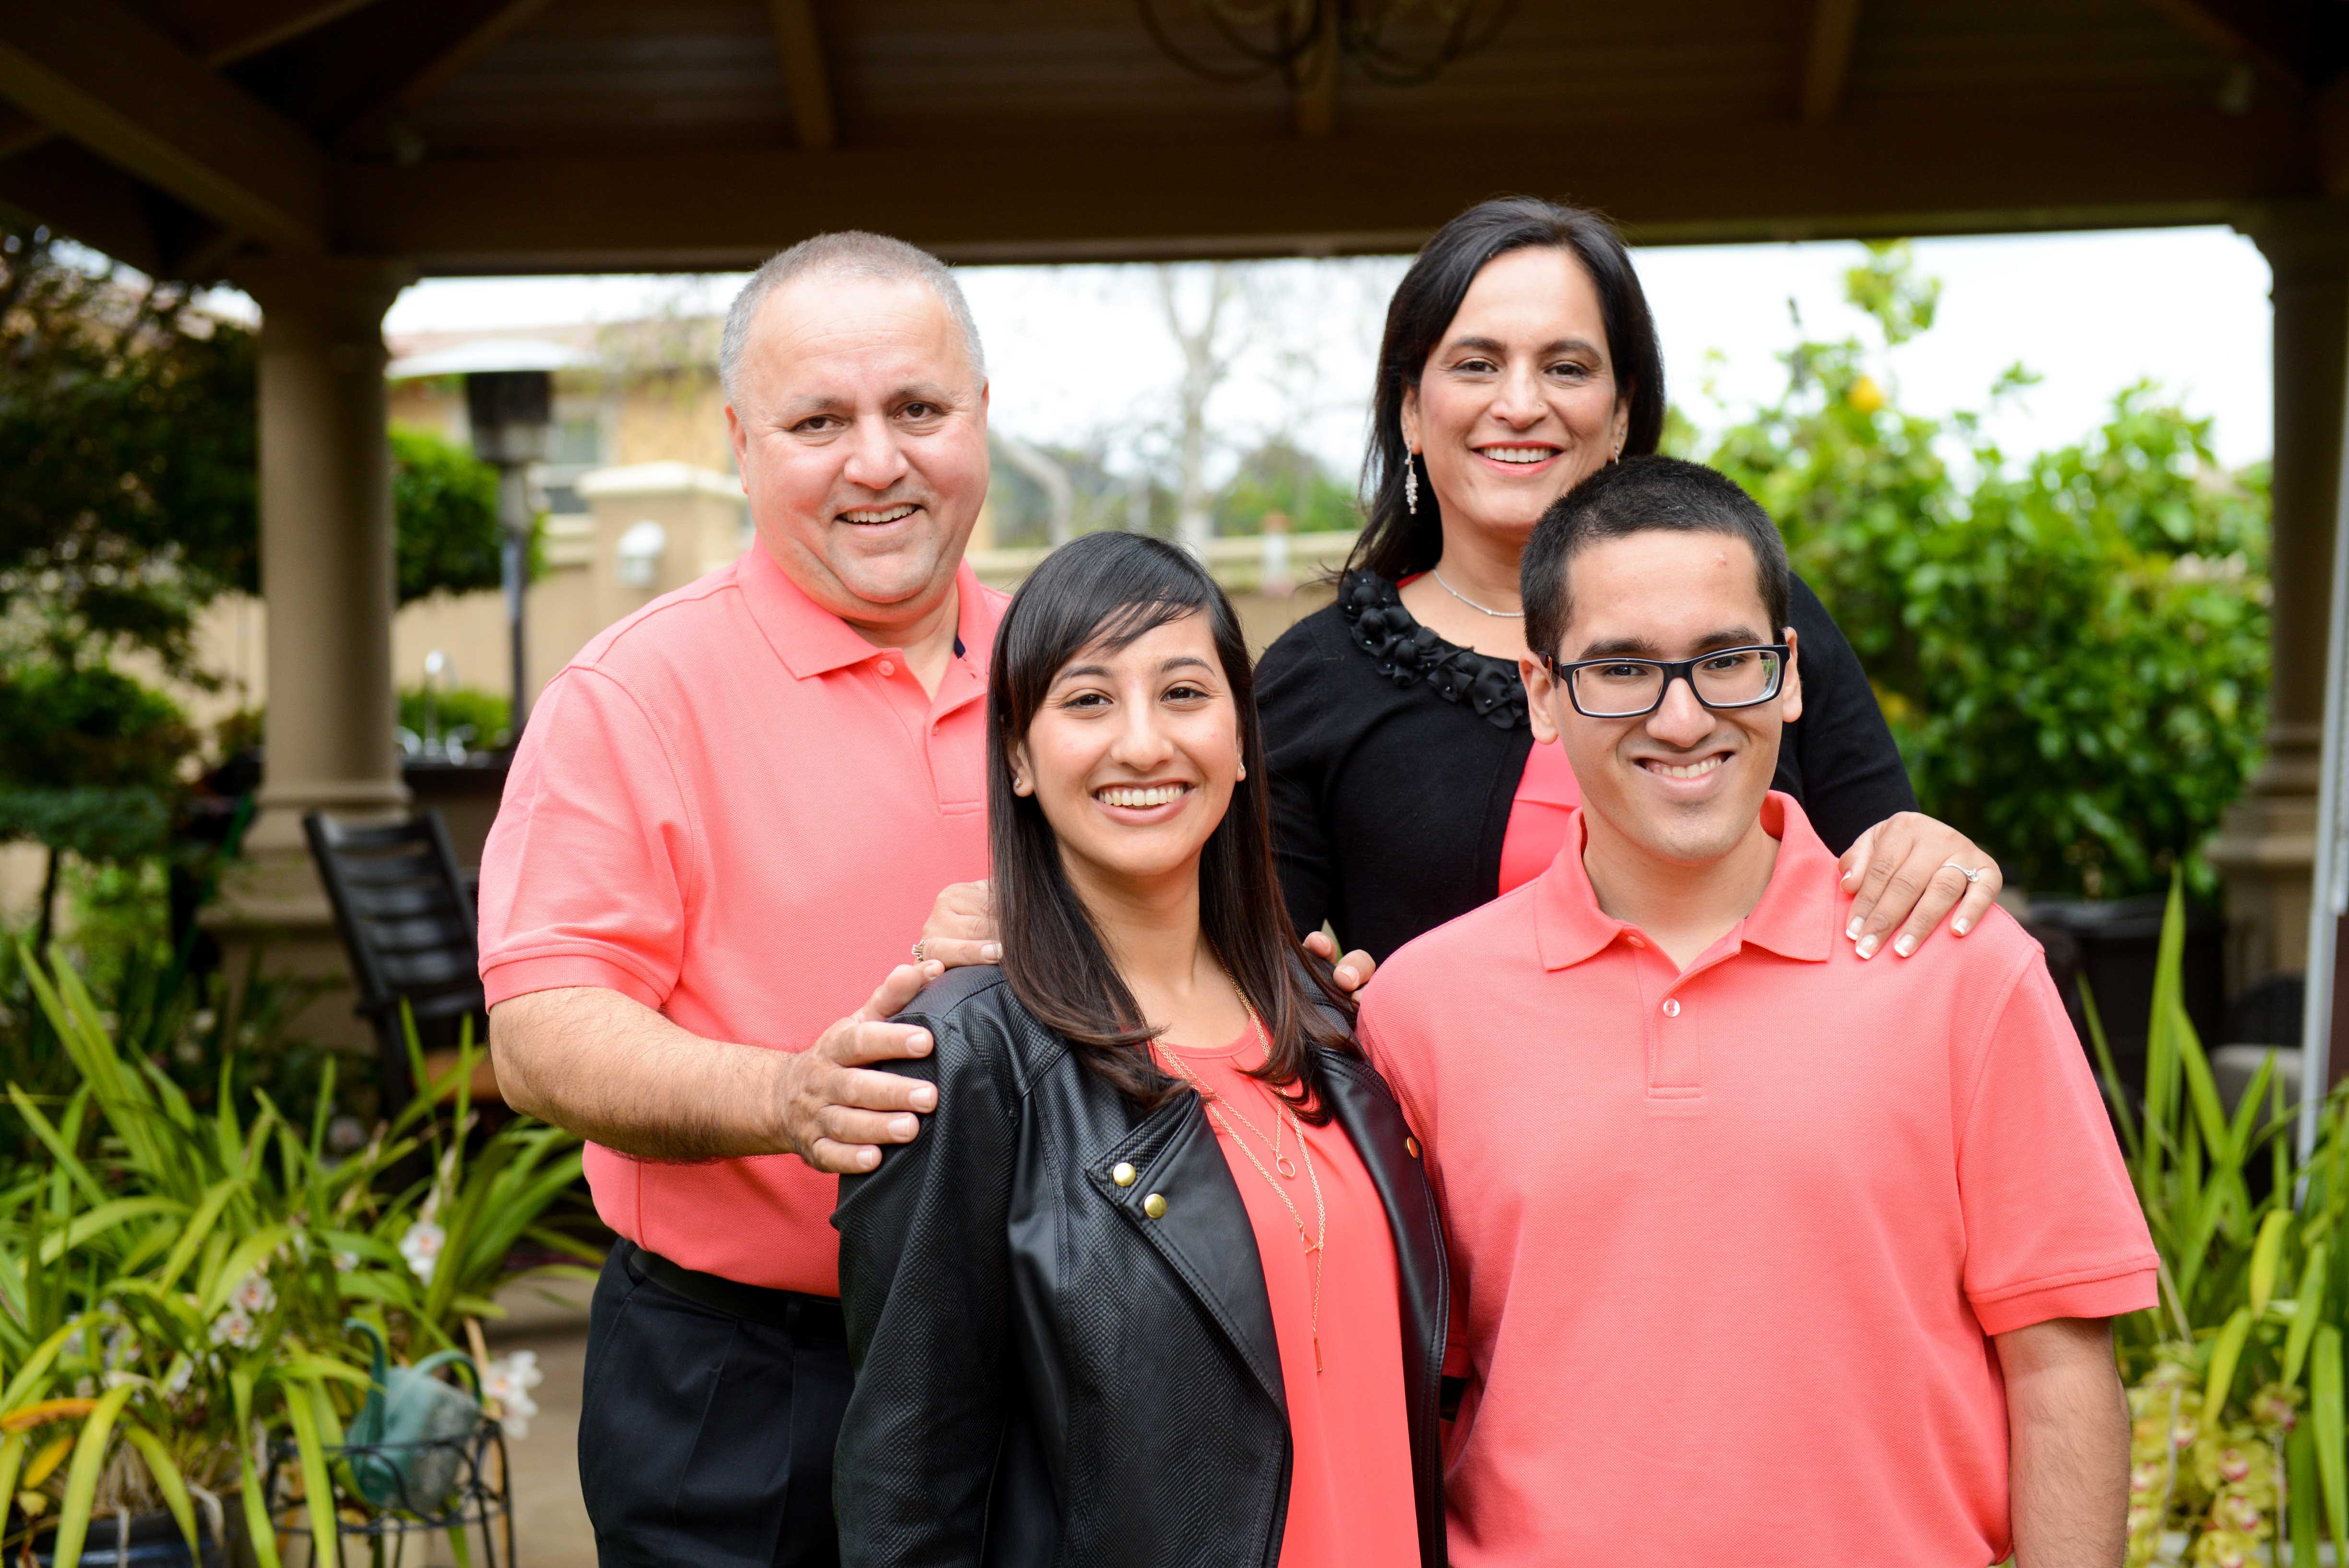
[832,966,1449,1568]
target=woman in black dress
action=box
[1257,198,2002,963]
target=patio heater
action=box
[384,338,598,745]
[465,368,551,736]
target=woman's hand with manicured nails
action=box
[915,878,1377,992]
[1838,812,2004,959]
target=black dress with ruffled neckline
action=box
[1336,571,1528,731]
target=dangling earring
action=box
[1404,450,1419,516]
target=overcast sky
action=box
[373,225,2275,480]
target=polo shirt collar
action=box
[738,539,992,680]
[1533,791,1839,970]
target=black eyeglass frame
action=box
[1539,642,1792,720]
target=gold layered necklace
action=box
[1160,1001,1329,1373]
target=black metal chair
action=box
[304,809,491,1117]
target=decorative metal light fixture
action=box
[1138,0,1516,89]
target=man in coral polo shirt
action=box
[480,232,1005,1567]
[1359,456,2156,1567]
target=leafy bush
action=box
[391,427,538,607]
[1698,245,2268,898]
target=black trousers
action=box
[580,1241,853,1568]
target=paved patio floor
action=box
[482,1279,596,1568]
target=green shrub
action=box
[391,427,544,606]
[1699,244,2268,897]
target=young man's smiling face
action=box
[1520,528,1802,871]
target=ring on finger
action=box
[1940,858,1992,886]
[911,939,927,962]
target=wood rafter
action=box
[0,0,377,168]
[767,0,837,151]
[0,0,328,252]
[339,104,2303,272]
[1292,23,1338,139]
[283,0,551,143]
[155,0,388,66]
[0,140,166,272]
[1799,0,1864,123]
[2137,0,2323,92]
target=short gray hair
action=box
[719,231,985,403]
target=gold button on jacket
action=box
[1112,1162,1137,1188]
[1142,1192,1167,1219]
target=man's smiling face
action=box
[1522,528,1802,870]
[726,271,989,630]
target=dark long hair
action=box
[987,531,1357,1117]
[1352,196,1668,583]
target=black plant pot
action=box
[29,1508,226,1567]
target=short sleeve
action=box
[475,665,698,1012]
[1954,952,2158,1335]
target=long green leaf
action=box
[34,1198,185,1264]
[281,1376,342,1568]
[48,1380,134,1568]
[230,1366,284,1568]
[2314,1326,2347,1563]
[0,1430,27,1538]
[199,1225,292,1316]
[155,1178,246,1293]
[2285,1241,2330,1386]
[2290,1419,2321,1568]
[2202,1305,2254,1424]
[118,1422,198,1554]
[2076,976,2141,1162]
[5,1088,106,1208]
[2248,1208,2291,1318]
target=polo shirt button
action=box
[1662,998,1681,1018]
[1625,934,1646,949]
[877,659,896,677]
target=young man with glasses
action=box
[1356,455,2155,1566]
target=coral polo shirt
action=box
[477,543,1007,1295]
[1358,792,2156,1568]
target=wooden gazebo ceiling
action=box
[0,0,2341,280]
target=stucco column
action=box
[236,257,414,852]
[2211,201,2349,988]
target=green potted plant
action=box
[2081,881,2348,1566]
[0,950,592,1567]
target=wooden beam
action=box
[2137,0,2325,93]
[767,0,837,151]
[277,0,551,141]
[1292,23,1338,139]
[0,104,46,161]
[1799,0,1864,124]
[340,103,2307,272]
[152,0,389,67]
[0,139,165,272]
[0,0,329,252]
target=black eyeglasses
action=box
[1540,644,1791,719]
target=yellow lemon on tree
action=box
[1848,375,1886,414]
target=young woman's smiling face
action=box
[1010,611,1242,900]
[1402,246,1631,548]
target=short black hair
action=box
[1520,455,1792,662]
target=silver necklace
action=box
[1430,567,1525,618]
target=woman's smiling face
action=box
[1403,246,1631,549]
[1010,611,1241,901]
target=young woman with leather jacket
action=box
[831,531,1447,1568]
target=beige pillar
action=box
[208,257,413,1044]
[2212,201,2349,988]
